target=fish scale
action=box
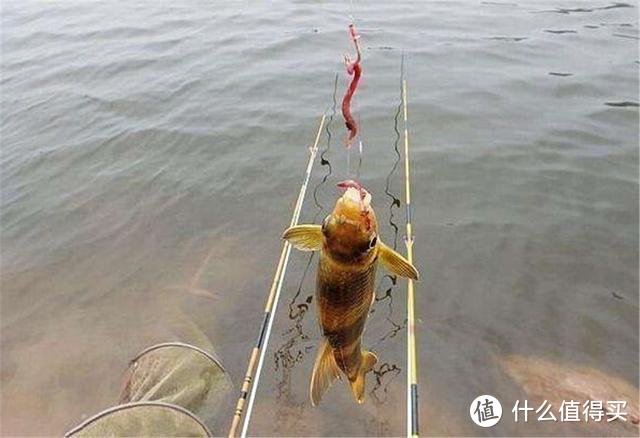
[317,251,377,377]
[282,186,418,405]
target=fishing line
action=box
[228,114,326,438]
[312,73,339,219]
[369,53,407,409]
[233,73,342,436]
[273,73,340,401]
[351,0,362,182]
[273,250,315,401]
[385,52,405,250]
[370,362,402,404]
[349,0,358,25]
[357,141,363,179]
[372,51,405,313]
[343,0,362,180]
[347,76,363,180]
[238,115,325,436]
[298,74,340,297]
[372,52,405,329]
[402,64,421,438]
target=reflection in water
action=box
[605,101,640,107]
[367,45,396,51]
[371,275,406,344]
[2,1,638,435]
[273,252,316,397]
[367,56,406,417]
[370,363,402,418]
[382,55,403,253]
[534,2,633,14]
[612,33,640,39]
[481,1,518,5]
[273,59,408,432]
[544,29,578,34]
[273,74,339,423]
[313,74,339,221]
[486,36,528,41]
[272,276,315,430]
[166,242,218,300]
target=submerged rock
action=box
[500,354,639,433]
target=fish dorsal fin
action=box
[310,340,341,406]
[378,241,420,280]
[282,225,323,251]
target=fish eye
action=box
[369,235,377,248]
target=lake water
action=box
[1,0,638,436]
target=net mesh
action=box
[66,342,233,437]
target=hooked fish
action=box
[342,24,362,147]
[283,181,419,406]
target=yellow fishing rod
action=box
[402,78,420,438]
[228,114,326,438]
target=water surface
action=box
[1,0,638,436]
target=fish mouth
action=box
[334,180,374,231]
[337,180,372,208]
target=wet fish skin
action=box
[283,186,418,406]
[317,242,377,385]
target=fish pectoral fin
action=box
[378,241,420,280]
[349,350,378,404]
[282,225,323,251]
[310,340,341,407]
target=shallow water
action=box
[1,0,638,436]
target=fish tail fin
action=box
[310,340,341,407]
[348,350,378,404]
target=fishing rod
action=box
[402,78,420,438]
[228,114,326,438]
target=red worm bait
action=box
[341,24,362,147]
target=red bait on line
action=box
[342,24,362,147]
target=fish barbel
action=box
[283,181,419,406]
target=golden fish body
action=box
[284,185,419,405]
[316,233,377,384]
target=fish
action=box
[342,24,362,147]
[283,180,419,406]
